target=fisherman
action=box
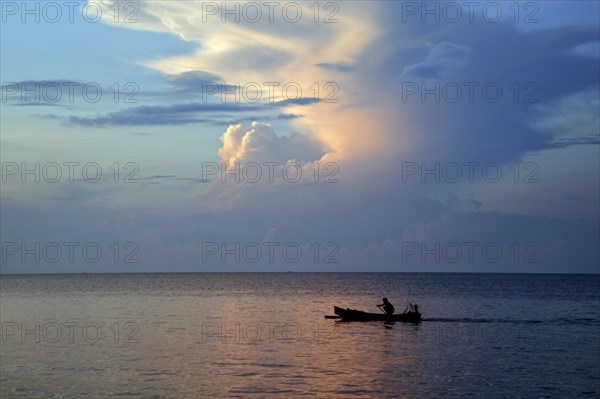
[377,297,395,315]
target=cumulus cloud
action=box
[218,122,325,168]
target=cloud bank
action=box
[2,1,598,273]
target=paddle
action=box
[324,315,340,319]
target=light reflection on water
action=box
[1,273,599,398]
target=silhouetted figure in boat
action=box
[404,302,420,316]
[377,297,395,315]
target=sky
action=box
[0,0,598,273]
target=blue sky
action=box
[1,1,598,273]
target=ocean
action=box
[1,273,599,398]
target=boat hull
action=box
[334,306,422,323]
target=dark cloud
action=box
[135,175,208,184]
[4,188,597,272]
[400,41,470,80]
[379,20,600,164]
[139,175,177,181]
[66,98,320,126]
[278,113,303,119]
[167,70,238,93]
[67,103,260,126]
[283,97,319,106]
[315,63,355,73]
[546,134,600,148]
[12,102,65,107]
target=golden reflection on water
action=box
[1,285,429,398]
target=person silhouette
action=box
[377,297,395,315]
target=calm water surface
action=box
[1,273,599,398]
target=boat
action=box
[333,306,422,323]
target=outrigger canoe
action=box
[334,306,422,323]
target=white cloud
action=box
[218,122,325,168]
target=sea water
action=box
[1,273,598,398]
